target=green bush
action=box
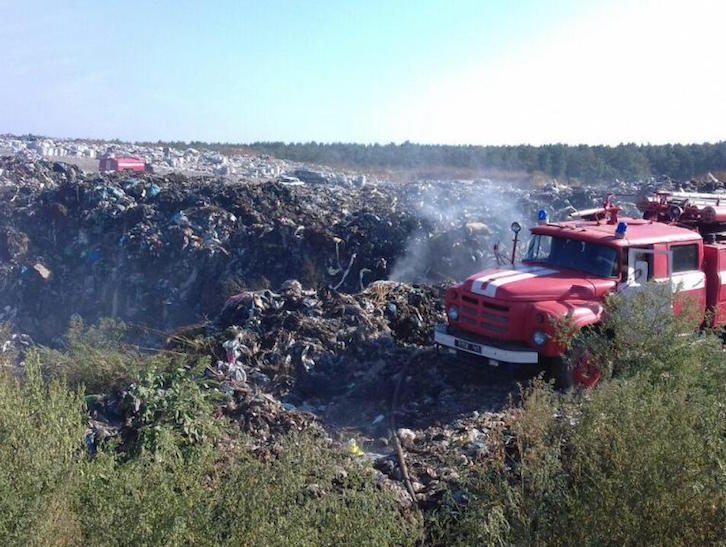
[74,445,218,546]
[77,436,417,546]
[124,362,224,455]
[210,435,418,546]
[572,284,722,385]
[432,289,726,546]
[0,345,416,546]
[0,356,86,544]
[561,377,726,545]
[37,319,150,394]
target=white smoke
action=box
[389,179,533,283]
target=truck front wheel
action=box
[548,346,601,390]
[548,357,574,390]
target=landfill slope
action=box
[0,156,638,343]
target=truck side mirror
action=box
[631,260,648,284]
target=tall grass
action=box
[431,288,726,546]
[0,339,417,546]
[4,287,725,545]
[0,356,86,544]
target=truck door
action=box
[617,245,673,299]
[668,242,706,319]
[619,246,665,290]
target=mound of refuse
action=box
[204,280,444,397]
[81,277,521,506]
[0,156,641,343]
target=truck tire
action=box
[548,345,601,390]
[571,351,601,388]
[548,357,574,390]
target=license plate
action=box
[454,339,482,354]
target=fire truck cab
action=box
[435,192,726,387]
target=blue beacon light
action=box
[537,209,548,225]
[615,221,628,238]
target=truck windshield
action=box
[525,235,619,277]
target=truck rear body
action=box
[99,155,148,173]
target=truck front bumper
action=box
[434,324,539,364]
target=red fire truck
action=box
[435,191,726,388]
[98,154,150,173]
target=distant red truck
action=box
[98,154,151,173]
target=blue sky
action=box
[1,0,723,144]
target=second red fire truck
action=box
[98,154,151,173]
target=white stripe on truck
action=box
[471,265,547,295]
[470,268,530,293]
[670,271,705,293]
[471,266,557,298]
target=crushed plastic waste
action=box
[163,280,528,505]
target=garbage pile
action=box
[0,156,650,344]
[0,134,372,182]
[209,280,444,392]
[73,273,531,507]
[374,409,517,507]
[82,281,448,463]
[158,279,531,505]
[0,159,393,340]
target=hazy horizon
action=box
[7,133,726,149]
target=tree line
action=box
[147,140,726,183]
[244,141,726,182]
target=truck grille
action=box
[458,294,511,336]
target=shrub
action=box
[208,435,419,546]
[0,342,416,546]
[124,362,224,455]
[37,318,150,394]
[0,356,86,544]
[572,283,722,385]
[76,434,418,546]
[432,289,726,546]
[74,445,218,546]
[561,377,726,545]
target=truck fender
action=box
[531,301,604,359]
[532,301,604,331]
[569,304,604,329]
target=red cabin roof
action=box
[532,217,700,247]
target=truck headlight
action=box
[447,306,459,321]
[533,330,548,346]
